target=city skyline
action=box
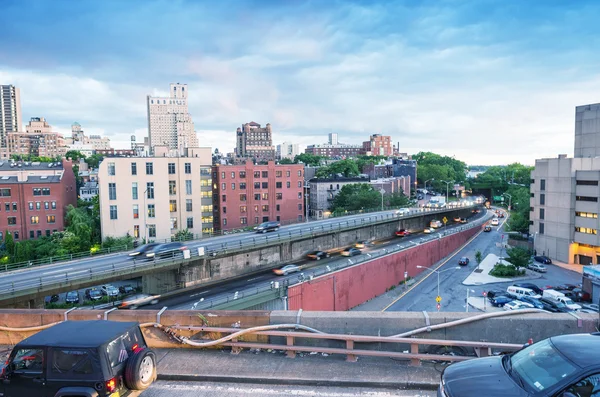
[3,0,600,164]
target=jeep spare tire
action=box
[124,348,156,390]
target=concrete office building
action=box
[530,103,600,265]
[328,133,338,145]
[98,148,213,242]
[235,122,276,162]
[276,141,299,160]
[212,161,305,231]
[147,83,199,154]
[0,85,22,151]
[308,176,370,219]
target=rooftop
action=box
[309,176,370,183]
[0,175,62,184]
[0,161,63,171]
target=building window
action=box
[575,227,598,235]
[133,204,139,219]
[576,196,598,202]
[241,217,247,225]
[186,180,192,195]
[33,188,41,196]
[262,171,268,178]
[576,212,598,218]
[12,202,17,211]
[539,223,544,235]
[185,163,191,174]
[132,182,138,200]
[28,202,33,210]
[14,231,19,240]
[254,171,260,178]
[31,216,39,224]
[254,193,261,200]
[221,183,226,191]
[262,193,268,200]
[240,205,247,213]
[169,181,177,195]
[240,194,247,202]
[230,183,235,191]
[286,182,291,188]
[254,216,259,224]
[239,171,246,178]
[187,217,194,229]
[540,194,545,205]
[222,194,226,202]
[231,172,235,179]
[30,230,34,239]
[540,179,545,191]
[170,200,177,212]
[298,204,302,211]
[276,182,282,188]
[36,202,40,210]
[539,208,544,220]
[186,199,193,211]
[223,219,227,226]
[148,204,155,218]
[254,205,259,212]
[147,182,154,199]
[298,215,303,221]
[44,202,49,210]
[109,206,117,220]
[221,172,226,179]
[240,182,246,190]
[254,182,260,189]
[168,163,176,174]
[134,225,140,238]
[108,183,117,200]
[148,225,156,238]
[576,180,599,186]
[223,207,227,214]
[262,205,269,212]
[276,193,283,200]
[108,162,115,176]
[8,217,16,225]
[262,216,269,222]
[45,230,50,237]
[146,162,154,175]
[298,181,302,188]
[276,171,282,177]
[276,204,280,211]
[42,188,50,196]
[298,192,302,199]
[262,182,268,189]
[298,170,302,177]
[131,162,137,175]
[4,203,8,211]
[286,171,291,177]
[0,188,10,197]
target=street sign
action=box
[442,216,448,225]
[436,296,442,303]
[437,303,441,311]
[483,291,487,297]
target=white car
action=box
[503,300,534,311]
[395,208,411,216]
[491,218,499,226]
[100,284,119,297]
[423,227,435,234]
[582,303,599,312]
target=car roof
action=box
[17,320,139,349]
[551,334,600,368]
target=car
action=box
[341,247,361,257]
[498,213,505,218]
[556,289,579,302]
[483,226,492,232]
[128,243,160,258]
[395,229,410,237]
[490,296,512,307]
[471,209,480,214]
[273,264,301,276]
[144,242,187,259]
[423,227,435,234]
[0,320,157,397]
[417,194,424,200]
[453,217,461,223]
[539,297,570,312]
[555,283,579,291]
[100,284,119,297]
[437,333,600,397]
[582,303,599,312]
[486,290,507,300]
[503,300,534,311]
[459,218,467,224]
[119,284,135,295]
[571,288,589,302]
[254,221,280,233]
[354,241,368,249]
[491,218,499,226]
[458,257,469,266]
[527,262,547,273]
[306,250,330,260]
[395,208,411,216]
[533,255,552,264]
[65,291,79,304]
[119,293,160,309]
[85,288,102,301]
[512,283,543,295]
[517,296,544,309]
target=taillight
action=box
[106,378,116,393]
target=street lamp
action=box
[379,188,385,211]
[424,178,434,194]
[416,265,461,306]
[440,180,454,205]
[502,193,512,210]
[143,188,148,244]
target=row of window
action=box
[0,188,10,197]
[108,161,210,177]
[133,218,213,239]
[28,201,57,210]
[576,211,598,219]
[222,215,302,227]
[218,181,302,191]
[221,192,302,202]
[576,180,599,186]
[114,202,214,221]
[217,170,302,179]
[7,215,56,225]
[229,203,302,214]
[0,230,56,241]
[576,196,598,202]
[575,227,598,235]
[126,180,203,201]
[33,187,51,196]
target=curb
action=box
[157,373,439,390]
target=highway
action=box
[0,204,477,301]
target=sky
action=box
[2,0,600,165]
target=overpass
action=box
[0,204,479,308]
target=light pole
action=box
[379,188,385,211]
[304,183,309,223]
[143,188,148,244]
[502,193,512,210]
[416,265,461,308]
[441,180,454,204]
[424,178,434,194]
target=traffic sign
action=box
[483,291,487,297]
[436,296,442,303]
[436,303,441,311]
[442,216,448,224]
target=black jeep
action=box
[0,320,156,397]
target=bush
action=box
[489,263,526,277]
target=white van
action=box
[506,286,542,300]
[491,218,499,226]
[542,289,581,311]
[430,220,443,229]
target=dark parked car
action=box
[458,257,469,266]
[517,296,544,309]
[438,333,600,397]
[533,255,552,264]
[486,290,507,300]
[490,296,512,307]
[341,247,361,257]
[306,250,330,260]
[119,285,135,295]
[556,283,579,291]
[254,221,280,233]
[0,320,156,397]
[85,288,102,301]
[539,297,570,312]
[512,283,543,296]
[129,243,160,259]
[571,288,591,302]
[65,291,79,304]
[144,242,187,259]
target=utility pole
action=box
[144,188,148,243]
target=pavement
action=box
[462,253,543,286]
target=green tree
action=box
[331,184,381,212]
[85,153,104,168]
[278,158,294,164]
[294,153,323,166]
[65,150,86,162]
[173,229,193,241]
[412,151,467,190]
[316,159,360,178]
[355,155,387,173]
[475,250,483,270]
[505,246,531,270]
[387,191,410,207]
[4,231,14,257]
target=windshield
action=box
[510,339,578,392]
[562,298,575,305]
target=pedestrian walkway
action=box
[462,253,542,285]
[467,296,503,312]
[550,260,583,275]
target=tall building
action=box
[4,117,68,159]
[575,103,600,158]
[276,141,299,160]
[98,148,213,242]
[235,122,276,162]
[362,134,393,156]
[0,85,22,149]
[305,134,362,158]
[212,161,305,231]
[147,83,198,154]
[66,122,111,153]
[328,133,338,145]
[0,159,76,241]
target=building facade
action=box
[0,159,76,241]
[212,161,304,231]
[362,134,393,156]
[0,85,22,153]
[147,83,199,154]
[276,141,299,160]
[235,122,276,162]
[362,158,417,188]
[305,144,362,158]
[369,176,411,196]
[4,117,68,159]
[308,176,370,219]
[98,149,213,242]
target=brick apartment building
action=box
[212,161,305,231]
[362,134,392,156]
[0,159,77,241]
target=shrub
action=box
[489,263,526,277]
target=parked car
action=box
[504,300,534,311]
[254,221,280,233]
[354,241,368,249]
[437,333,600,397]
[119,284,135,295]
[512,283,543,295]
[306,250,330,260]
[46,294,59,304]
[486,290,507,300]
[423,227,435,234]
[527,262,547,273]
[490,296,512,307]
[453,217,461,222]
[85,288,102,301]
[417,194,424,200]
[483,226,492,232]
[458,257,469,266]
[539,297,570,312]
[144,242,187,259]
[582,303,599,312]
[517,296,544,309]
[100,284,119,297]
[273,264,301,276]
[533,255,552,264]
[119,294,160,310]
[128,243,160,259]
[395,229,410,237]
[65,291,79,304]
[0,321,157,397]
[555,283,579,291]
[341,247,361,257]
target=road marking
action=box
[190,290,211,298]
[43,268,73,275]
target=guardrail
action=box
[0,204,482,302]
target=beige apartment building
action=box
[99,148,213,242]
[3,117,67,159]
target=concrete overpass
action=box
[0,204,478,308]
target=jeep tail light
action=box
[106,377,116,393]
[132,344,142,353]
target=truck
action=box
[542,289,581,311]
[427,196,446,208]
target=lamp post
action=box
[416,265,461,308]
[143,188,148,244]
[424,178,434,194]
[379,188,385,211]
[502,193,512,210]
[440,180,454,205]
[304,183,309,223]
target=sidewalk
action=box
[550,260,583,275]
[154,348,441,390]
[462,254,542,286]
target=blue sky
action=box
[2,0,600,164]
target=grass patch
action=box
[489,263,526,277]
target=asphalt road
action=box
[384,214,583,313]
[140,381,435,397]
